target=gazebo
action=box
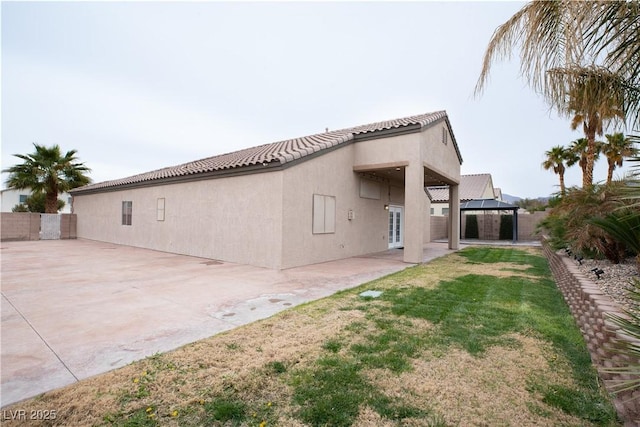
[459,199,519,243]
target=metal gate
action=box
[40,214,61,240]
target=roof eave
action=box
[353,123,422,141]
[71,160,284,195]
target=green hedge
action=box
[499,215,513,240]
[465,215,479,239]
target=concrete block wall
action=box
[460,211,547,241]
[60,214,77,239]
[519,210,547,239]
[430,216,449,240]
[543,241,640,425]
[1,212,40,241]
[0,213,77,241]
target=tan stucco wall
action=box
[74,172,284,268]
[420,123,461,185]
[351,122,461,262]
[73,119,461,269]
[280,145,398,269]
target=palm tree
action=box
[560,67,625,188]
[542,145,576,195]
[475,1,640,128]
[601,132,639,184]
[569,137,603,187]
[3,143,91,213]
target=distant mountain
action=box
[502,193,522,204]
[502,193,551,204]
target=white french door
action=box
[388,206,404,249]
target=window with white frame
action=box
[312,194,336,234]
[19,194,28,203]
[157,198,165,221]
[122,201,133,226]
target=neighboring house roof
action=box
[426,173,493,203]
[460,199,518,211]
[494,187,503,201]
[72,111,462,194]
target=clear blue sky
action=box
[2,1,633,199]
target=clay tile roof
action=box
[73,110,454,193]
[427,173,493,203]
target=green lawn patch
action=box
[7,247,620,427]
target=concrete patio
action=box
[1,239,458,407]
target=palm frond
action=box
[603,278,640,394]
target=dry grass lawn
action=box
[3,247,619,426]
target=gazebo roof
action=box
[459,199,519,211]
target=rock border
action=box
[542,240,640,426]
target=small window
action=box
[19,194,28,203]
[157,198,165,221]
[442,127,448,145]
[430,208,434,215]
[122,201,133,226]
[312,194,336,234]
[442,207,449,216]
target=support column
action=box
[448,184,460,250]
[404,162,425,263]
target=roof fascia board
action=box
[442,116,464,164]
[353,123,422,141]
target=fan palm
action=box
[3,143,91,213]
[475,1,640,127]
[542,145,576,195]
[555,67,625,187]
[569,137,602,188]
[601,132,639,184]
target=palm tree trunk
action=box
[559,172,566,195]
[607,160,614,185]
[583,122,597,189]
[45,192,58,214]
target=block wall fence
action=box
[432,210,547,242]
[1,213,77,241]
[543,240,640,425]
[1,212,543,243]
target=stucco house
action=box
[71,111,463,269]
[1,188,72,213]
[426,173,498,216]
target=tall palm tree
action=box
[475,1,640,127]
[560,67,625,188]
[569,137,602,187]
[3,143,91,213]
[542,145,576,195]
[601,132,639,184]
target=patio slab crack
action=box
[1,293,78,382]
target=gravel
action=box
[572,254,640,315]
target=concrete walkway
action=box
[1,239,457,407]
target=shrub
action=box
[538,183,632,261]
[465,214,479,239]
[499,215,513,240]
